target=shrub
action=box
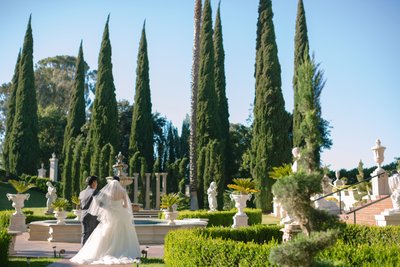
[164,226,280,267]
[161,208,262,227]
[269,230,338,267]
[0,228,11,263]
[0,211,13,228]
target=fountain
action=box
[28,152,208,244]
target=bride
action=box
[70,178,141,264]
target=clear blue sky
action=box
[0,0,399,172]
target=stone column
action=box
[155,173,161,210]
[371,139,390,196]
[133,173,139,203]
[38,163,47,178]
[161,173,168,195]
[49,153,58,182]
[145,173,151,210]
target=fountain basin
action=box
[28,218,207,244]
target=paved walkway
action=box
[13,232,164,267]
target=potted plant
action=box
[160,193,181,225]
[71,195,82,221]
[51,198,70,225]
[7,180,36,216]
[227,178,259,228]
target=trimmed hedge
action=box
[164,226,280,267]
[0,210,13,228]
[164,224,400,266]
[0,227,11,263]
[19,174,62,193]
[161,208,262,227]
[0,210,75,227]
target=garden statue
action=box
[291,147,300,173]
[207,182,217,212]
[388,173,400,212]
[45,182,57,214]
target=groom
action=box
[79,175,99,245]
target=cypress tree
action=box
[62,137,75,200]
[87,15,119,176]
[293,0,310,148]
[213,2,230,188]
[62,41,86,157]
[9,16,39,175]
[3,50,21,175]
[71,135,84,194]
[129,22,153,172]
[98,143,115,186]
[196,0,220,207]
[252,0,291,212]
[180,115,190,158]
[197,0,218,150]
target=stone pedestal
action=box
[232,214,248,229]
[38,163,47,178]
[49,153,59,182]
[8,215,27,232]
[281,224,302,242]
[372,168,390,196]
[375,210,400,226]
[7,231,22,255]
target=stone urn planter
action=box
[51,198,70,225]
[54,210,68,225]
[164,211,178,225]
[6,193,30,216]
[72,209,82,221]
[161,193,181,225]
[228,178,259,229]
[6,180,36,232]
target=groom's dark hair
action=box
[86,175,98,186]
[113,176,120,182]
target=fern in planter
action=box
[51,198,70,211]
[71,195,80,210]
[227,178,259,195]
[8,179,36,194]
[161,193,181,212]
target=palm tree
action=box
[189,0,202,210]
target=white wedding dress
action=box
[70,180,141,265]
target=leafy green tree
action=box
[62,42,87,161]
[9,16,40,175]
[35,55,96,113]
[87,16,119,176]
[3,51,21,173]
[293,0,310,148]
[213,2,230,197]
[229,123,252,178]
[37,105,67,166]
[129,22,154,172]
[251,0,291,212]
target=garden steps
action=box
[132,210,160,218]
[340,195,392,225]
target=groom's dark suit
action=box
[79,186,99,245]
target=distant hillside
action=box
[0,182,46,210]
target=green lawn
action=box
[262,213,280,225]
[0,182,47,211]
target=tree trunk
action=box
[189,0,202,210]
